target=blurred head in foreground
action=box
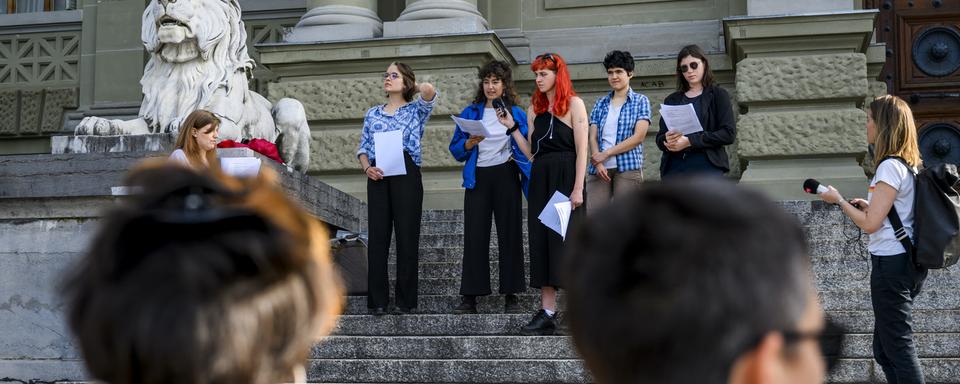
[565,178,836,384]
[61,161,343,384]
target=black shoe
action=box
[392,306,414,315]
[370,307,387,316]
[453,295,477,314]
[504,294,522,313]
[520,309,556,335]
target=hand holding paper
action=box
[373,130,407,177]
[659,104,704,136]
[538,191,573,240]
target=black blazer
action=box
[655,85,736,174]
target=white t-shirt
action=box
[476,108,512,167]
[867,158,917,256]
[169,149,190,166]
[600,103,622,169]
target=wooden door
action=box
[867,0,960,166]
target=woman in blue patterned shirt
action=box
[357,62,437,316]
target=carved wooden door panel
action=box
[867,0,960,167]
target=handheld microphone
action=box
[802,179,829,195]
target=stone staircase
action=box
[309,204,960,383]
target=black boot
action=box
[504,294,522,313]
[520,309,556,335]
[453,295,477,314]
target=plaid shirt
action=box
[356,93,438,166]
[588,88,650,174]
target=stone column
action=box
[285,0,382,42]
[723,10,880,200]
[383,0,489,37]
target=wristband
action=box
[506,122,519,135]
[363,166,370,173]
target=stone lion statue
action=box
[75,0,311,171]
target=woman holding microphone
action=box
[818,95,927,384]
[357,62,437,316]
[449,60,530,314]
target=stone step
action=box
[329,311,960,337]
[342,289,960,315]
[375,269,960,296]
[305,357,960,383]
[312,333,960,360]
[307,358,590,383]
[313,336,577,360]
[828,358,960,383]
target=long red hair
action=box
[530,53,576,117]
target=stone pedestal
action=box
[383,0,489,38]
[285,0,382,42]
[723,10,880,200]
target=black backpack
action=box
[884,157,960,269]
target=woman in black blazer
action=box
[656,44,736,178]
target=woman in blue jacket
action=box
[449,60,531,314]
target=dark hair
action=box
[603,50,635,73]
[564,178,810,384]
[60,162,343,384]
[391,61,418,102]
[472,60,519,107]
[675,44,715,92]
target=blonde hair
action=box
[174,110,221,169]
[870,95,922,168]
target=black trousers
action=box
[527,151,585,288]
[871,253,928,384]
[460,161,525,296]
[367,153,423,309]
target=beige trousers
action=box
[586,168,643,214]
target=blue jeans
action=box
[871,253,928,384]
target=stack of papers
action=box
[451,115,498,137]
[373,130,407,177]
[220,157,262,178]
[537,191,573,240]
[659,103,704,135]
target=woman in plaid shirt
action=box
[586,50,651,211]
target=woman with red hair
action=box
[519,52,589,335]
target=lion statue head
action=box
[139,0,255,133]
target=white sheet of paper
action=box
[373,130,407,177]
[220,157,261,178]
[451,115,495,137]
[553,201,572,240]
[538,191,571,239]
[659,103,704,136]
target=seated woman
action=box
[60,162,344,384]
[170,110,221,169]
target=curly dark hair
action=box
[603,50,635,73]
[472,60,519,107]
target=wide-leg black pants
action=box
[367,152,423,310]
[527,151,585,288]
[460,161,525,296]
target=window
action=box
[0,0,76,14]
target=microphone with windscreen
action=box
[803,179,829,195]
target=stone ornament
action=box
[74,0,311,171]
[912,26,960,78]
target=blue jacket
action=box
[449,103,531,197]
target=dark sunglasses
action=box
[742,317,845,374]
[678,61,700,73]
[785,317,845,373]
[537,53,557,64]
